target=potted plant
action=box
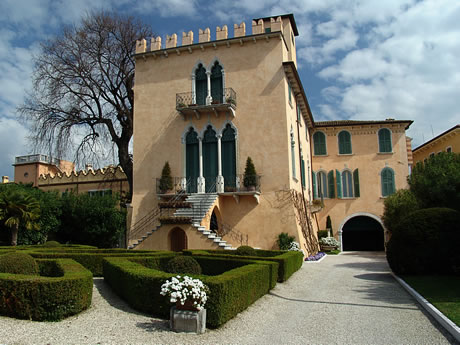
[159,161,173,194]
[243,157,258,191]
[319,237,340,251]
[161,275,210,334]
[226,97,236,106]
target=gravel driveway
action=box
[0,252,457,345]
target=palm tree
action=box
[0,189,40,246]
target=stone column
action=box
[191,75,196,104]
[198,137,205,193]
[216,134,224,193]
[206,71,212,105]
[338,229,343,251]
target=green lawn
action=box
[402,275,460,327]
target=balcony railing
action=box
[176,88,237,116]
[156,175,261,195]
[15,154,60,166]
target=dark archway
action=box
[342,216,384,251]
[202,126,217,193]
[222,123,236,190]
[185,128,199,193]
[169,227,187,252]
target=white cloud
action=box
[0,118,28,180]
[132,0,198,17]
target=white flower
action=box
[160,275,210,310]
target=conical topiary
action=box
[243,157,257,188]
[326,215,333,235]
[159,161,173,193]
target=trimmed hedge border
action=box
[0,258,93,321]
[26,249,174,276]
[103,255,278,328]
[183,249,303,282]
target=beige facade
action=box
[412,125,459,164]
[130,15,319,253]
[311,120,412,249]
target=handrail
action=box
[128,179,190,243]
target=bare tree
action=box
[19,11,153,201]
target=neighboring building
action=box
[14,154,75,187]
[129,14,413,253]
[13,154,128,197]
[311,120,412,251]
[412,125,459,164]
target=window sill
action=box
[339,197,357,200]
[377,152,394,155]
[313,154,328,157]
[337,153,354,156]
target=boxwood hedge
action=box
[0,258,92,321]
[183,249,303,282]
[103,255,278,328]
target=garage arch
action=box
[338,213,386,251]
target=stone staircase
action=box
[128,193,233,250]
[174,193,232,249]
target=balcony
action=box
[14,154,60,166]
[176,88,236,119]
[156,174,261,203]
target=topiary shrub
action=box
[0,252,39,275]
[43,241,61,247]
[235,245,256,257]
[386,207,460,275]
[166,255,202,275]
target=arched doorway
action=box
[341,215,385,251]
[169,227,187,252]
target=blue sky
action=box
[1,0,459,180]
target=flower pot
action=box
[320,245,336,251]
[170,306,206,334]
[176,299,199,311]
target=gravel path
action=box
[0,252,457,345]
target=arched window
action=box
[378,128,392,153]
[313,131,327,155]
[222,124,236,189]
[195,64,207,105]
[203,126,218,192]
[338,131,352,154]
[185,128,199,193]
[211,61,223,103]
[381,168,395,197]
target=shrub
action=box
[409,152,460,211]
[326,215,333,235]
[185,249,303,282]
[43,241,61,247]
[235,245,256,256]
[103,256,277,328]
[382,189,419,233]
[58,192,125,247]
[277,232,295,250]
[243,157,257,188]
[319,237,340,247]
[0,259,92,321]
[166,255,202,275]
[317,230,328,239]
[159,161,173,193]
[386,207,460,275]
[0,252,39,275]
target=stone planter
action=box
[320,245,337,251]
[170,306,206,334]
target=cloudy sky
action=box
[1,0,459,180]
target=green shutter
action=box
[328,170,335,198]
[312,172,317,199]
[301,159,306,189]
[353,169,360,197]
[313,132,326,155]
[339,131,352,154]
[336,169,342,199]
[379,129,392,153]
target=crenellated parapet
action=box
[135,15,288,54]
[38,165,126,185]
